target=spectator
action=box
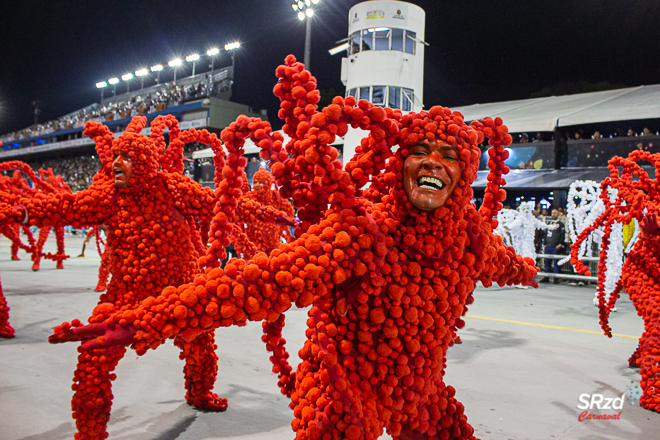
[642,127,653,136]
[520,133,529,143]
[628,128,637,137]
[592,130,602,139]
[540,209,566,283]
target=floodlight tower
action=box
[207,47,220,74]
[151,64,163,84]
[186,53,200,76]
[135,68,148,89]
[108,77,119,97]
[335,0,426,162]
[96,81,108,105]
[291,0,320,70]
[169,58,182,82]
[122,73,134,93]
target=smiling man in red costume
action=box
[49,56,537,440]
[0,115,236,440]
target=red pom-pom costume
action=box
[237,167,295,258]
[0,115,236,439]
[54,56,538,440]
[570,150,660,413]
[0,163,71,270]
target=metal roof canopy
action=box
[453,85,660,133]
[471,166,657,190]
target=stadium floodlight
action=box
[135,68,148,89]
[151,64,164,84]
[107,77,120,98]
[224,41,241,74]
[292,0,318,69]
[186,53,200,76]
[207,47,220,74]
[169,58,182,81]
[122,73,134,93]
[224,41,240,51]
[328,42,349,56]
[96,81,108,105]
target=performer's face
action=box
[253,179,266,192]
[112,151,133,188]
[403,140,461,211]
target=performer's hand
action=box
[640,213,660,237]
[274,214,296,227]
[49,322,137,351]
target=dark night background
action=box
[1,0,659,134]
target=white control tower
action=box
[338,0,426,161]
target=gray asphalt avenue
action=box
[1,235,658,440]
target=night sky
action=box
[1,0,659,134]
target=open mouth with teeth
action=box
[113,168,124,177]
[417,176,446,191]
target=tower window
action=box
[361,29,372,51]
[405,31,416,54]
[402,88,414,111]
[374,29,390,51]
[372,86,385,105]
[359,87,370,100]
[350,31,360,55]
[391,28,404,52]
[388,86,401,109]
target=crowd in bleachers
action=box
[24,154,101,192]
[511,126,659,144]
[1,76,221,145]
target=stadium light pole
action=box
[151,64,163,85]
[224,41,240,73]
[169,58,182,82]
[108,77,119,97]
[292,0,319,70]
[207,47,219,75]
[122,73,134,94]
[96,81,108,105]
[135,68,148,89]
[186,53,200,76]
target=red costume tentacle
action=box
[0,274,15,338]
[472,117,512,227]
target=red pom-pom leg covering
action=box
[629,339,644,368]
[30,226,51,271]
[94,249,111,292]
[71,345,126,440]
[393,387,477,440]
[175,331,228,411]
[0,276,15,338]
[262,314,295,397]
[638,291,660,413]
